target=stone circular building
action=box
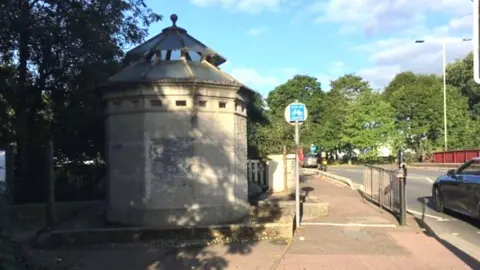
[101,15,254,227]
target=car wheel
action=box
[433,187,444,213]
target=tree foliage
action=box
[253,75,324,156]
[341,89,395,156]
[446,53,480,111]
[0,0,161,202]
[248,53,480,163]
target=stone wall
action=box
[234,113,248,202]
[104,84,250,227]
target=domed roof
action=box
[103,14,252,92]
[125,14,226,67]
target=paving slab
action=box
[21,172,475,269]
[275,173,473,269]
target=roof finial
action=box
[170,14,178,26]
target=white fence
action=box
[247,160,267,190]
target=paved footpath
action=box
[24,173,475,269]
[274,173,475,269]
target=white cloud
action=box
[274,67,299,78]
[316,74,334,89]
[223,67,300,95]
[449,15,472,30]
[310,0,471,35]
[246,26,267,36]
[190,0,285,14]
[230,68,280,92]
[319,0,475,87]
[355,36,472,87]
[358,65,401,89]
[315,61,347,89]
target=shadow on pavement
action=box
[413,217,480,269]
[355,189,402,225]
[301,186,314,198]
[11,99,292,269]
[417,196,480,229]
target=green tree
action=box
[382,71,417,103]
[0,0,161,200]
[341,89,396,160]
[261,75,324,154]
[446,53,480,112]
[330,73,371,100]
[316,89,347,152]
[247,91,268,158]
[387,73,472,155]
[266,75,323,120]
[444,86,480,149]
[319,74,372,158]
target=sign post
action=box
[284,100,308,229]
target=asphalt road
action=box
[328,165,480,261]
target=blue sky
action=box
[144,0,473,96]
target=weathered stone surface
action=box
[102,16,254,228]
[105,85,251,227]
[36,200,295,248]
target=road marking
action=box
[301,222,397,228]
[407,176,434,183]
[407,209,451,221]
[331,169,363,172]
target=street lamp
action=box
[415,38,472,151]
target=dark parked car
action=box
[432,157,480,219]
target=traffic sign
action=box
[284,100,308,229]
[284,102,308,123]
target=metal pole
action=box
[295,120,300,229]
[399,176,406,226]
[396,167,407,226]
[442,41,448,151]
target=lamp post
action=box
[415,38,471,151]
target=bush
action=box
[55,163,105,202]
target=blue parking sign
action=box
[289,103,306,122]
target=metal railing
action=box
[247,160,267,190]
[363,165,406,225]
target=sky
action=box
[144,0,474,96]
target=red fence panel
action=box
[466,150,480,161]
[433,152,444,163]
[433,149,480,163]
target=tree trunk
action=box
[283,145,287,192]
[15,1,32,195]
